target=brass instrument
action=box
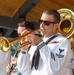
[0,29,43,52]
[57,8,74,51]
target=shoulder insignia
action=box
[56,48,64,58]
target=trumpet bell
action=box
[0,37,10,52]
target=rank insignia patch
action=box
[56,48,64,58]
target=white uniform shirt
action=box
[0,50,11,75]
[17,33,72,75]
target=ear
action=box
[54,23,58,29]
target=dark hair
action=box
[43,9,60,23]
[0,28,4,36]
[18,21,35,30]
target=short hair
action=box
[43,9,61,23]
[18,21,35,30]
[0,28,4,36]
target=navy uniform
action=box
[17,33,72,75]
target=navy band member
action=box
[6,9,72,75]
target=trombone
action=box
[0,29,43,52]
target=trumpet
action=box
[0,29,43,52]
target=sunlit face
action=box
[17,26,26,36]
[17,26,33,36]
[17,26,29,43]
[40,13,58,37]
[17,26,33,45]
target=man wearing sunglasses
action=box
[7,9,72,75]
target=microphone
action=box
[7,51,19,75]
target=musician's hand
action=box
[6,57,17,74]
[27,34,42,46]
[20,30,31,50]
[6,63,17,74]
[20,30,30,43]
[6,64,10,73]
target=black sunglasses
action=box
[39,19,58,26]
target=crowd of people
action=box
[0,9,74,75]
